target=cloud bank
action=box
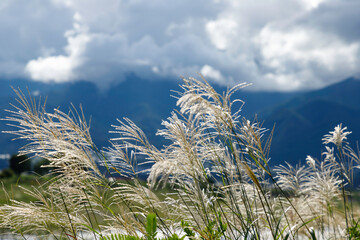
[1,0,360,91]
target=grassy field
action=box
[1,77,360,239]
[0,174,48,205]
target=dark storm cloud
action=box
[297,0,360,43]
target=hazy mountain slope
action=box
[261,77,360,166]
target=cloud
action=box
[206,18,238,51]
[0,0,72,78]
[300,0,327,10]
[200,65,225,84]
[1,0,360,91]
[25,12,90,83]
[256,26,360,90]
[297,1,360,42]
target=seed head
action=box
[322,124,351,147]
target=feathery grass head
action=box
[322,123,352,147]
[2,88,101,183]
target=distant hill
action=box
[7,74,360,170]
[260,77,360,166]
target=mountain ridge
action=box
[260,77,360,166]
[1,76,359,169]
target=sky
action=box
[1,0,360,91]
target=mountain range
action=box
[259,77,360,166]
[0,75,359,169]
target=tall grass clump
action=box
[1,76,359,239]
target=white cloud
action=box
[200,65,224,83]
[0,0,73,79]
[152,66,160,74]
[1,0,360,91]
[257,26,360,90]
[26,55,76,83]
[206,18,238,51]
[258,26,359,69]
[299,0,327,10]
[25,12,91,83]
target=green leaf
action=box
[146,213,157,240]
